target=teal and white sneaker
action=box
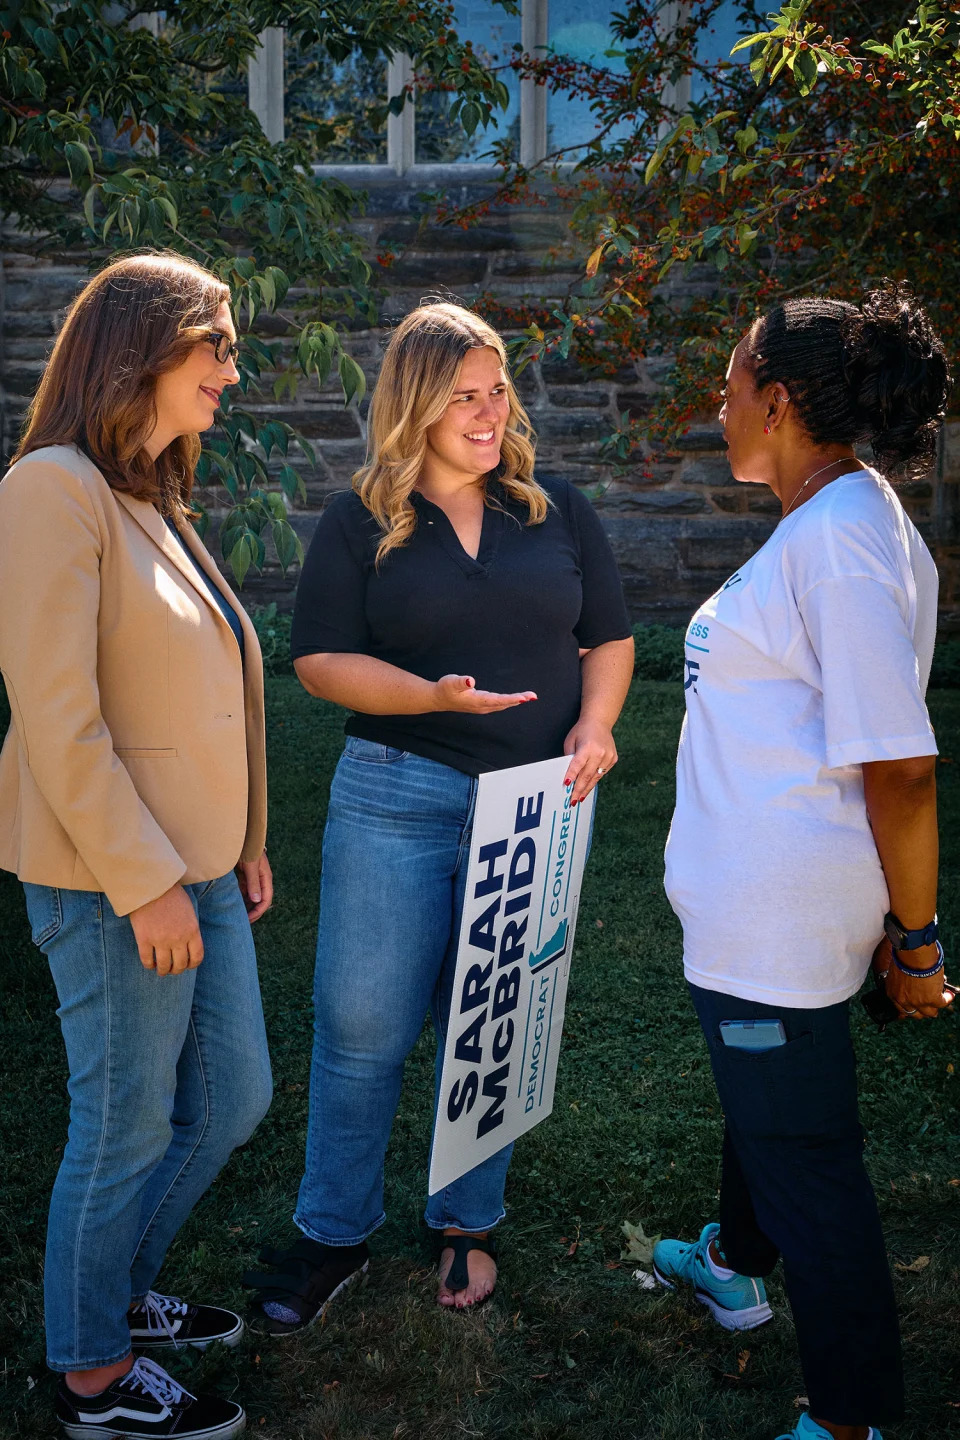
[776,1414,882,1440]
[652,1222,772,1331]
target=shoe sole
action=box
[62,1408,245,1440]
[653,1266,773,1332]
[256,1259,369,1337]
[131,1315,245,1351]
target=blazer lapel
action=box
[114,490,230,628]
[176,514,260,657]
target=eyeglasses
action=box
[202,331,240,365]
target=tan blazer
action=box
[0,444,266,916]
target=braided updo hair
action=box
[746,281,951,481]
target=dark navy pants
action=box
[689,984,904,1427]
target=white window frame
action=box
[245,1,710,181]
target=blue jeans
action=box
[23,872,273,1372]
[689,983,903,1426]
[295,738,513,1244]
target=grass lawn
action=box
[1,678,959,1440]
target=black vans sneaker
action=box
[56,1356,245,1439]
[242,1237,369,1335]
[129,1291,244,1350]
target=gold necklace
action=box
[780,459,849,520]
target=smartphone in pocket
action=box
[719,1019,787,1052]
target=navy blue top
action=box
[290,476,631,776]
[165,519,245,662]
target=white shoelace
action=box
[134,1290,189,1346]
[120,1356,194,1407]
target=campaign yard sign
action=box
[428,755,595,1194]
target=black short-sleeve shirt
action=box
[290,476,631,776]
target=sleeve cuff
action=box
[575,627,634,649]
[825,732,939,770]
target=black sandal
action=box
[242,1237,369,1336]
[437,1234,498,1306]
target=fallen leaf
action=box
[794,1396,809,1409]
[737,1349,750,1374]
[949,1179,960,1187]
[566,1240,579,1258]
[595,918,604,929]
[894,1255,930,1273]
[621,1219,660,1265]
[633,1268,658,1290]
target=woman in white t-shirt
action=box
[653,283,953,1440]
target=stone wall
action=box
[4,171,960,628]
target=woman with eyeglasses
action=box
[0,252,272,1440]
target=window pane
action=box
[546,1,630,159]
[692,2,751,104]
[285,41,388,163]
[415,2,521,163]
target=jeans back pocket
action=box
[22,883,64,949]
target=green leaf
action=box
[265,266,289,306]
[620,1219,660,1266]
[731,30,775,56]
[228,532,258,587]
[156,196,178,230]
[82,185,97,231]
[256,270,276,312]
[645,145,668,186]
[460,101,481,137]
[279,464,304,502]
[793,48,819,95]
[64,141,94,186]
[33,26,61,61]
[338,352,366,407]
[258,420,289,459]
[272,518,303,572]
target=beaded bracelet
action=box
[893,940,945,979]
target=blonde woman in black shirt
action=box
[245,303,634,1326]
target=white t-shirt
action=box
[664,468,938,1008]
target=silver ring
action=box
[902,1007,918,1015]
[597,766,605,776]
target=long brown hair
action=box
[354,302,546,565]
[14,251,230,513]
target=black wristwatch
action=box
[883,910,939,952]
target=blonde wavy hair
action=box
[354,302,546,564]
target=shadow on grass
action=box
[1,680,958,1438]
